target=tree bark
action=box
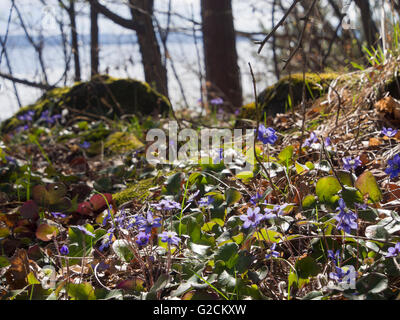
[354,0,379,48]
[90,1,99,77]
[201,0,242,109]
[128,0,168,98]
[69,0,81,81]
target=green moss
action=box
[104,131,144,154]
[113,177,155,207]
[238,72,342,120]
[1,75,170,133]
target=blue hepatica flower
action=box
[257,124,278,145]
[198,196,214,208]
[342,156,362,171]
[139,211,162,234]
[327,249,341,265]
[152,199,181,211]
[59,245,69,255]
[302,132,318,147]
[50,212,67,219]
[386,242,400,258]
[17,110,34,122]
[382,127,398,138]
[265,243,280,259]
[5,156,17,165]
[210,97,224,105]
[240,207,264,229]
[335,198,358,234]
[40,110,61,125]
[385,154,400,179]
[264,203,288,219]
[250,192,263,205]
[79,141,91,149]
[136,231,150,246]
[329,266,351,282]
[325,137,332,146]
[159,231,181,246]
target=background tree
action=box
[90,0,99,77]
[201,0,242,110]
[90,0,168,97]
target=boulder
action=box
[238,72,341,122]
[1,75,170,133]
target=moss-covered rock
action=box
[113,177,156,207]
[104,131,144,154]
[238,72,341,121]
[1,75,171,133]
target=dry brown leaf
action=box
[368,137,382,147]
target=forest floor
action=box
[1,56,400,300]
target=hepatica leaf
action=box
[32,183,71,211]
[355,171,382,203]
[315,176,341,206]
[36,223,59,241]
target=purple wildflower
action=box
[325,137,332,146]
[50,212,67,219]
[302,132,318,147]
[250,192,263,205]
[240,207,264,229]
[264,203,288,218]
[17,110,34,122]
[152,199,181,211]
[327,249,341,265]
[385,154,400,179]
[159,231,181,246]
[265,243,280,259]
[188,190,200,203]
[59,245,69,255]
[199,196,214,208]
[335,198,358,234]
[210,97,224,105]
[382,127,398,138]
[136,231,150,246]
[386,242,400,258]
[138,211,162,234]
[79,141,91,149]
[329,266,351,282]
[342,156,362,171]
[257,124,278,145]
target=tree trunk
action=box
[128,0,168,98]
[68,0,81,81]
[90,1,99,77]
[354,0,379,48]
[201,0,242,109]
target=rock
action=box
[1,75,170,133]
[237,72,340,122]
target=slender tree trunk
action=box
[201,0,242,109]
[128,0,168,98]
[354,0,379,48]
[69,0,81,81]
[90,1,99,77]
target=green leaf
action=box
[215,242,239,270]
[112,239,134,262]
[364,225,389,241]
[315,176,342,206]
[355,171,382,203]
[0,256,10,268]
[68,282,96,300]
[341,186,363,207]
[356,273,388,294]
[278,145,294,166]
[295,161,309,174]
[27,272,41,285]
[336,170,354,187]
[0,227,10,238]
[147,273,169,300]
[165,172,182,195]
[35,223,59,241]
[253,228,283,243]
[302,195,316,209]
[235,171,253,182]
[225,188,242,206]
[295,256,320,280]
